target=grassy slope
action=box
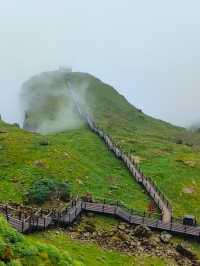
[21,70,200,218]
[0,213,174,266]
[30,230,174,266]
[1,71,200,264]
[0,215,81,266]
[0,120,149,211]
[67,72,200,220]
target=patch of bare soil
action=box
[182,187,195,194]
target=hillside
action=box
[21,70,200,220]
[1,70,200,265]
[0,119,149,210]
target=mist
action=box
[1,1,200,127]
[20,71,90,134]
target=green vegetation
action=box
[26,178,70,205]
[67,72,200,220]
[1,70,200,264]
[0,213,188,266]
[0,215,81,265]
[0,120,149,211]
[29,230,176,266]
[17,70,200,219]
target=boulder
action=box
[133,225,152,238]
[117,231,129,242]
[118,223,126,231]
[160,231,172,243]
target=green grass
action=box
[29,230,175,266]
[2,70,200,265]
[111,130,200,219]
[68,72,200,220]
[18,70,200,219]
[0,215,81,265]
[0,120,149,211]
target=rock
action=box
[39,139,49,146]
[117,231,129,242]
[160,231,172,243]
[76,179,83,185]
[33,160,47,168]
[118,223,126,231]
[176,243,197,260]
[82,219,96,233]
[0,129,7,133]
[111,235,121,243]
[11,176,18,183]
[83,232,90,238]
[83,223,96,233]
[133,225,152,239]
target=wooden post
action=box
[142,212,145,224]
[115,206,117,215]
[156,220,159,228]
[170,221,173,230]
[5,205,8,220]
[22,220,24,233]
[29,217,31,231]
[43,218,46,230]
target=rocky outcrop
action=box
[68,217,200,266]
[160,231,172,243]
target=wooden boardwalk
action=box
[1,201,200,241]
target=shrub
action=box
[26,178,70,204]
[176,139,183,145]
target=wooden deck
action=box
[1,201,200,241]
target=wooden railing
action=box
[0,201,199,241]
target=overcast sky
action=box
[0,1,200,127]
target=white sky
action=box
[0,0,200,127]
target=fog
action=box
[20,73,89,133]
[0,1,200,127]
